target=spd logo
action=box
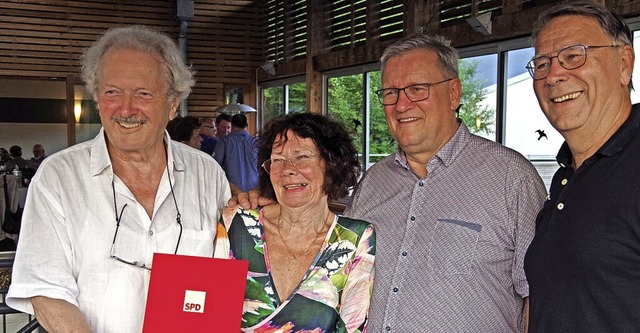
[183,290,206,313]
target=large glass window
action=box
[503,47,562,188]
[327,73,365,165]
[261,86,284,125]
[459,54,498,141]
[259,79,306,127]
[367,71,395,166]
[503,47,562,157]
[326,69,395,170]
[286,82,307,113]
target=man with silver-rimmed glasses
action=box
[7,26,231,332]
[524,2,640,332]
[345,33,547,333]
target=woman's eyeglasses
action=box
[261,153,318,174]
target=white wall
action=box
[0,123,101,158]
[0,78,97,156]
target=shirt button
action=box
[149,230,154,236]
[385,327,391,331]
[393,287,398,292]
[557,203,564,210]
[561,179,568,185]
[419,181,424,186]
[402,251,408,256]
[410,216,415,221]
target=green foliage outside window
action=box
[327,74,365,154]
[287,82,307,114]
[261,86,284,124]
[458,59,496,136]
[367,71,396,163]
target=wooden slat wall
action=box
[5,0,640,119]
[0,0,266,115]
[612,0,640,14]
[189,1,265,113]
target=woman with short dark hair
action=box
[215,112,375,332]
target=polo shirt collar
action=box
[556,104,640,168]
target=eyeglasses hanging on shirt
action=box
[110,165,182,270]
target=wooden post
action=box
[66,75,76,147]
[305,0,325,114]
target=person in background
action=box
[199,117,218,155]
[0,147,10,173]
[214,113,259,192]
[216,113,232,139]
[215,112,375,332]
[6,25,231,333]
[0,147,11,165]
[5,145,29,170]
[524,2,640,332]
[30,144,47,170]
[235,33,547,332]
[166,115,203,150]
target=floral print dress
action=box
[214,207,376,333]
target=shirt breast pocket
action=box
[429,219,482,276]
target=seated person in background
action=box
[199,117,218,156]
[30,144,47,170]
[166,115,203,150]
[214,114,259,192]
[0,148,10,165]
[0,147,9,173]
[5,145,30,170]
[215,112,375,333]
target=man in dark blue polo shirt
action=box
[524,2,640,332]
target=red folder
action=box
[142,253,248,332]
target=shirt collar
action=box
[89,128,184,177]
[556,104,640,168]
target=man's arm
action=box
[32,296,93,333]
[524,297,529,333]
[510,161,545,333]
[228,189,275,209]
